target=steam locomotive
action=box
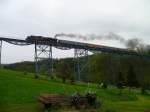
[26,35,138,55]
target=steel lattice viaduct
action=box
[0,36,149,79]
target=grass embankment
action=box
[0,69,150,112]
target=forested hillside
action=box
[5,52,150,94]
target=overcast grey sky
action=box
[0,0,150,63]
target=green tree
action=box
[116,72,125,94]
[56,60,72,83]
[133,45,150,94]
[89,53,110,86]
[126,66,139,93]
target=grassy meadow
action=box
[0,69,150,112]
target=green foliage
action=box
[102,82,108,89]
[89,54,110,83]
[105,109,116,112]
[55,60,73,83]
[126,66,139,87]
[4,61,35,73]
[116,72,125,95]
[116,72,125,89]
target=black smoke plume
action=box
[55,33,148,51]
[55,32,125,43]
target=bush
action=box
[102,83,108,89]
[24,71,28,75]
[105,109,116,112]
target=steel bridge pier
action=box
[34,43,53,78]
[74,49,88,80]
[0,40,2,68]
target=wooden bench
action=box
[144,109,150,112]
[37,93,69,110]
[37,92,100,111]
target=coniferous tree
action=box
[116,72,125,94]
[126,66,139,93]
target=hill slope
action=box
[0,69,150,112]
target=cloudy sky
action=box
[0,0,150,63]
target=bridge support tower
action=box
[0,40,2,68]
[34,44,53,78]
[74,49,89,81]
